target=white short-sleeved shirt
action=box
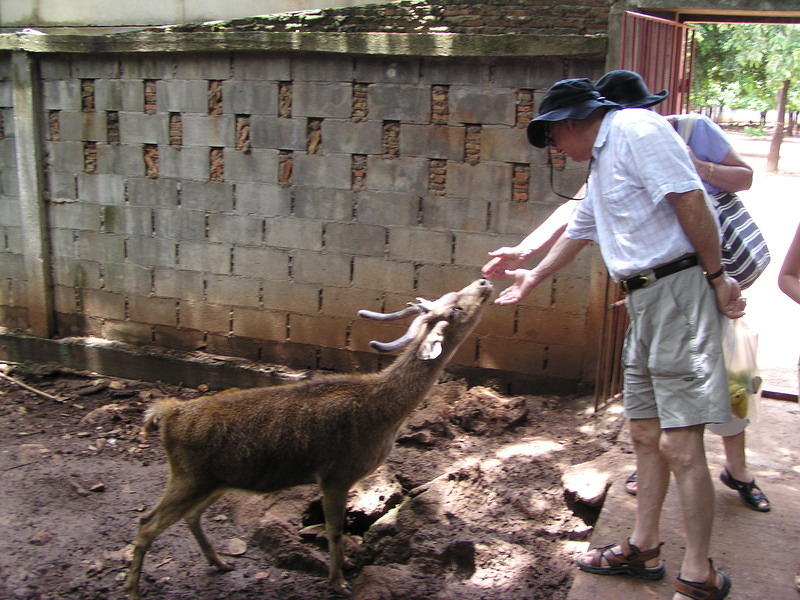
[566,109,718,281]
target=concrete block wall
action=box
[0,48,607,392]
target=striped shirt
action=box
[566,108,719,281]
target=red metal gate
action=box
[593,12,695,409]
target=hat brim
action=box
[527,99,619,148]
[619,89,668,109]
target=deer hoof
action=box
[330,579,351,597]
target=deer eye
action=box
[451,306,463,317]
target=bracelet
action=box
[706,267,724,282]
[707,162,715,180]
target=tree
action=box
[692,24,800,171]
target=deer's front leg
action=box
[320,484,351,595]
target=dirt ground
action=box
[0,363,626,600]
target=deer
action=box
[124,278,492,599]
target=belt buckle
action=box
[622,273,652,293]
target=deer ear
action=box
[417,321,448,360]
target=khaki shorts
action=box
[622,266,732,429]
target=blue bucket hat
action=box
[594,70,668,108]
[527,78,621,148]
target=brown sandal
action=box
[576,538,665,580]
[674,559,731,599]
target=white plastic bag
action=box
[721,317,762,421]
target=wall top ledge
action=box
[0,30,606,57]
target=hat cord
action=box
[547,153,592,201]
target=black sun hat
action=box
[594,70,668,108]
[526,78,621,148]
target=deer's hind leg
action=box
[124,477,219,600]
[320,482,351,594]
[183,488,233,571]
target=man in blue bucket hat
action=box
[491,77,743,600]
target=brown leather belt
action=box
[620,255,699,293]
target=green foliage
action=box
[692,23,800,114]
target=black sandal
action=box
[674,559,731,599]
[720,468,770,512]
[624,471,637,496]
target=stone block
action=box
[453,231,509,267]
[492,197,560,237]
[352,256,415,294]
[118,113,168,145]
[450,86,516,126]
[293,153,351,190]
[421,57,492,85]
[126,236,177,269]
[0,252,24,281]
[160,146,211,182]
[223,81,278,115]
[223,148,280,184]
[152,325,208,352]
[479,336,546,375]
[157,80,209,114]
[292,55,353,82]
[349,318,406,353]
[126,177,180,208]
[289,313,347,348]
[232,246,289,279]
[421,195,489,232]
[121,55,176,80]
[51,257,101,289]
[387,227,452,264]
[72,57,120,79]
[39,56,71,80]
[1,168,18,197]
[180,181,234,212]
[174,55,231,80]
[264,217,323,251]
[325,222,385,256]
[356,191,418,227]
[82,289,125,320]
[250,116,307,150]
[206,274,261,307]
[480,126,538,164]
[182,115,236,147]
[235,182,291,217]
[293,186,352,221]
[293,82,352,119]
[101,320,153,346]
[180,301,230,333]
[103,262,152,295]
[321,120,383,155]
[76,231,124,262]
[0,197,20,226]
[493,57,565,90]
[54,285,77,315]
[77,174,125,205]
[48,141,85,173]
[321,285,383,318]
[48,201,102,231]
[318,347,379,375]
[96,144,145,177]
[176,241,229,273]
[552,273,591,314]
[153,208,205,240]
[208,213,264,244]
[153,268,205,301]
[128,295,178,327]
[95,79,144,112]
[354,56,420,83]
[517,306,586,347]
[365,156,429,195]
[232,307,286,341]
[49,229,78,258]
[472,303,515,338]
[540,344,585,380]
[414,264,482,299]
[262,281,319,314]
[103,206,153,235]
[53,111,107,142]
[0,81,12,106]
[292,251,351,285]
[42,80,81,110]
[232,55,291,81]
[446,161,512,199]
[368,84,430,123]
[48,172,78,202]
[399,124,465,160]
